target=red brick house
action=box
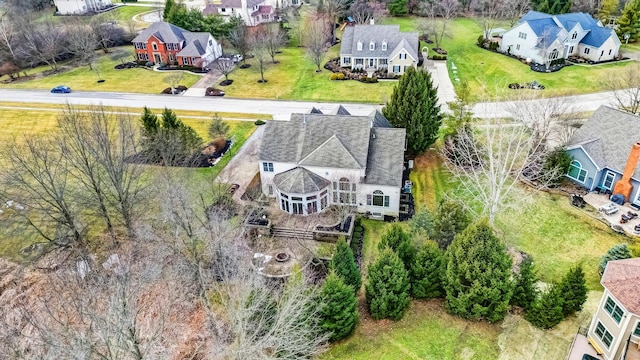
[132,22,222,68]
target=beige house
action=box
[339,24,419,76]
[587,258,640,360]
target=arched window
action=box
[550,48,559,60]
[567,160,587,182]
[357,41,363,51]
[381,41,387,51]
[333,177,356,205]
[369,41,375,51]
[367,190,390,207]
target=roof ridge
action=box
[299,134,362,168]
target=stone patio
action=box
[582,192,640,236]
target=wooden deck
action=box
[566,333,603,360]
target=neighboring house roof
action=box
[331,105,351,116]
[132,22,186,44]
[273,167,332,193]
[310,107,323,114]
[365,128,406,187]
[567,106,640,179]
[514,10,619,49]
[340,25,419,61]
[204,0,262,9]
[132,22,213,58]
[251,5,273,17]
[259,110,405,187]
[601,258,640,314]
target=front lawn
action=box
[382,17,639,100]
[110,5,159,23]
[1,47,200,94]
[221,46,396,103]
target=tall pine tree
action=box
[616,0,640,42]
[366,248,411,320]
[510,256,538,311]
[319,272,359,342]
[382,67,442,153]
[599,243,633,274]
[410,241,445,299]
[559,265,588,317]
[431,199,470,250]
[444,220,514,322]
[330,238,362,292]
[378,224,414,268]
[525,283,565,329]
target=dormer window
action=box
[369,41,375,51]
[381,41,387,51]
[357,41,363,51]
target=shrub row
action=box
[431,54,447,60]
[329,73,346,80]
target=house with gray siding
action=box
[258,107,406,219]
[339,24,419,76]
[565,106,640,206]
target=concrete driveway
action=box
[216,124,265,201]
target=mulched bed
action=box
[161,85,188,94]
[219,79,233,86]
[205,87,225,96]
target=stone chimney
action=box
[370,18,375,25]
[613,142,640,202]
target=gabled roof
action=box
[179,33,211,57]
[331,105,351,116]
[365,128,405,187]
[567,106,640,179]
[582,27,618,47]
[310,107,323,114]
[389,38,419,62]
[370,110,392,128]
[526,18,561,37]
[299,135,361,169]
[340,25,419,60]
[601,258,640,314]
[251,5,273,16]
[520,10,551,22]
[132,22,188,44]
[273,167,331,194]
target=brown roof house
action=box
[586,258,640,359]
[257,106,406,219]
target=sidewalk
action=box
[182,68,223,97]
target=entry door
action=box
[153,53,161,63]
[603,171,616,190]
[369,59,374,67]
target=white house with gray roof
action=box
[500,11,620,64]
[340,24,419,75]
[54,0,112,15]
[203,0,276,26]
[258,107,406,219]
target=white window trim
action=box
[262,162,274,172]
[381,42,387,51]
[595,321,614,348]
[357,41,363,51]
[604,296,625,325]
[567,160,587,183]
[369,41,375,51]
[603,170,616,190]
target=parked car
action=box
[51,85,71,93]
[232,54,243,63]
[582,355,599,360]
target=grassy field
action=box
[0,47,200,93]
[222,45,396,103]
[383,17,639,99]
[110,5,159,22]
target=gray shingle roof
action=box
[273,167,331,194]
[331,105,351,115]
[179,33,210,57]
[370,110,392,128]
[132,22,186,44]
[567,106,640,179]
[340,25,419,60]
[365,128,405,187]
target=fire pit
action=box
[275,252,290,262]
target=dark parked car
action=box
[582,355,599,360]
[51,85,71,93]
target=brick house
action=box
[132,22,222,68]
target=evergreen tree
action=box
[319,272,359,342]
[330,238,362,292]
[139,107,203,165]
[431,200,470,250]
[549,0,571,14]
[445,81,474,138]
[598,0,620,25]
[599,243,632,274]
[559,265,588,316]
[542,147,573,187]
[616,0,640,42]
[140,106,159,138]
[525,283,565,329]
[510,256,538,311]
[163,0,177,21]
[410,241,445,299]
[378,224,414,268]
[444,220,514,322]
[387,0,408,15]
[408,207,433,237]
[382,67,442,153]
[208,114,230,140]
[365,248,411,320]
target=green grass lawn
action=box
[0,47,200,93]
[382,17,639,99]
[110,5,159,22]
[222,46,396,103]
[409,150,628,290]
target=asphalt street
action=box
[0,88,622,120]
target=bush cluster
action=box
[329,73,346,80]
[431,54,447,60]
[254,120,266,126]
[360,77,378,83]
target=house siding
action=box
[54,0,112,15]
[500,23,540,63]
[388,53,416,75]
[566,147,599,190]
[358,183,401,217]
[580,36,619,62]
[588,289,639,360]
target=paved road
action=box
[0,88,624,119]
[0,89,381,120]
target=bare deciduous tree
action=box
[17,18,67,71]
[249,30,271,82]
[164,72,185,94]
[229,22,251,66]
[348,0,389,24]
[263,23,288,64]
[604,63,640,115]
[213,57,236,83]
[315,0,348,44]
[443,94,570,225]
[65,20,98,69]
[420,0,458,50]
[303,13,330,72]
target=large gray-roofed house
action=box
[565,106,640,204]
[202,0,274,26]
[258,107,406,218]
[340,24,419,75]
